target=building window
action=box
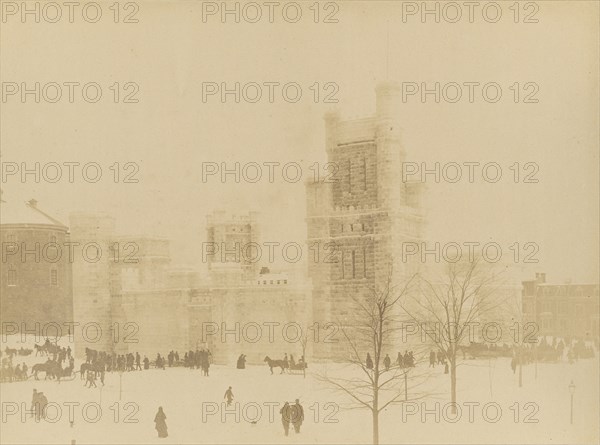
[263,280,267,285]
[363,157,367,191]
[277,280,280,284]
[363,248,367,278]
[50,269,58,286]
[50,235,57,243]
[283,280,287,284]
[270,280,273,284]
[7,234,16,243]
[341,250,345,279]
[7,269,16,286]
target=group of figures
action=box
[463,337,597,363]
[151,397,306,439]
[1,340,75,382]
[428,350,449,373]
[182,349,212,375]
[29,389,49,421]
[510,337,597,373]
[1,359,29,382]
[365,351,417,372]
[0,340,218,384]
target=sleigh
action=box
[287,362,308,375]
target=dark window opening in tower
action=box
[363,157,367,191]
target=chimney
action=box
[28,198,38,208]
[535,272,546,283]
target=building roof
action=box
[0,196,67,228]
[536,284,599,297]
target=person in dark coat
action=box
[143,356,150,370]
[280,401,292,436]
[85,370,97,388]
[510,356,517,374]
[383,354,391,371]
[396,352,403,368]
[31,389,39,420]
[35,391,48,420]
[236,354,246,369]
[224,386,234,406]
[366,353,373,370]
[429,350,436,368]
[291,399,304,433]
[406,351,414,367]
[154,407,168,438]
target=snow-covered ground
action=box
[1,336,598,444]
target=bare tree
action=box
[299,326,309,379]
[315,272,432,445]
[401,257,507,414]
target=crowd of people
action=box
[365,350,417,371]
[6,335,598,441]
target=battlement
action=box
[328,117,377,147]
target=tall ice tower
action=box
[306,82,425,360]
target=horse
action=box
[4,347,17,357]
[34,344,46,356]
[31,360,60,380]
[264,356,287,375]
[80,361,104,380]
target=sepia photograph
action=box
[0,1,599,444]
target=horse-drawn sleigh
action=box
[264,356,308,375]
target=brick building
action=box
[522,273,600,340]
[0,196,73,330]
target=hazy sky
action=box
[1,1,598,283]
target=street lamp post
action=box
[569,380,576,424]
